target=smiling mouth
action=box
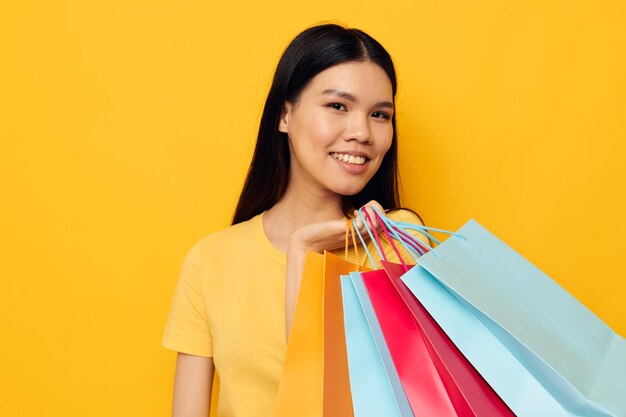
[330,152,368,165]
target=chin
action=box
[331,182,368,197]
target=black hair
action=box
[232,23,404,225]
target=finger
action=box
[353,205,373,231]
[353,215,364,231]
[349,211,367,235]
[363,201,385,221]
[363,199,383,209]
[353,208,368,231]
[364,200,385,215]
[360,206,379,232]
[355,218,371,242]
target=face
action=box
[278,61,394,197]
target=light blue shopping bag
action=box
[393,218,626,417]
[341,273,414,417]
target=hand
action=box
[289,200,386,254]
[284,200,386,339]
[352,200,385,239]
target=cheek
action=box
[294,111,340,149]
[375,125,394,154]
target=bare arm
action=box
[172,353,214,417]
[285,201,385,339]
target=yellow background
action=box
[1,0,624,415]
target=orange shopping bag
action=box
[274,249,366,417]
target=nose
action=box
[344,113,371,144]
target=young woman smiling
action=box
[162,24,427,417]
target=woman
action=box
[162,23,426,417]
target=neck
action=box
[262,179,345,253]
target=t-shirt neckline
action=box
[252,211,287,265]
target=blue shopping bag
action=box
[392,218,626,417]
[341,273,414,417]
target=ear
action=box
[278,101,292,133]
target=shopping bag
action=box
[341,271,414,417]
[323,251,361,416]
[352,208,513,417]
[358,268,458,416]
[274,250,361,417]
[274,251,324,417]
[364,261,515,416]
[394,218,626,417]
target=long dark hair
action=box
[232,24,403,225]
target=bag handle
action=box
[353,206,419,268]
[363,209,403,266]
[351,207,409,270]
[344,218,361,271]
[372,211,429,258]
[367,209,410,270]
[376,207,467,260]
[352,214,378,268]
[356,206,467,262]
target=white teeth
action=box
[330,152,367,165]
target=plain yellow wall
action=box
[1,0,624,415]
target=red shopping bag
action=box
[364,260,515,416]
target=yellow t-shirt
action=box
[162,209,428,417]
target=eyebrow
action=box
[321,89,394,109]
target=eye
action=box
[372,111,391,120]
[328,102,347,111]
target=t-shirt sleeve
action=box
[162,242,213,357]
